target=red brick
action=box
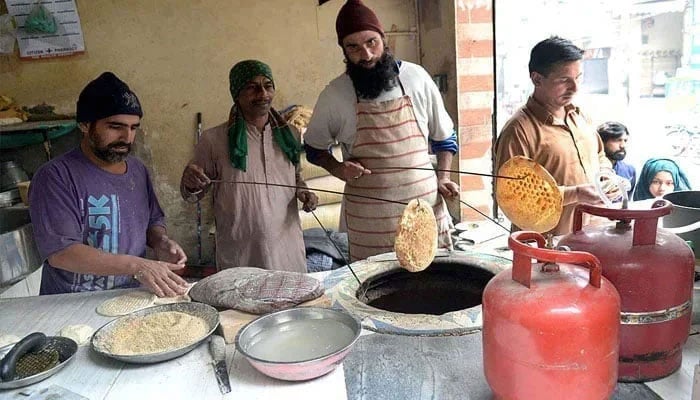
[458,140,491,159]
[459,109,490,127]
[460,174,485,190]
[457,39,493,58]
[456,4,493,24]
[459,75,494,92]
[460,204,493,221]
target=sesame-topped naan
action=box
[394,199,438,272]
[496,156,563,233]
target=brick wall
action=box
[454,1,495,221]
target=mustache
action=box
[108,142,132,149]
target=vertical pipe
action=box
[195,112,203,265]
[414,0,422,63]
[491,0,499,219]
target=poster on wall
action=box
[6,0,85,60]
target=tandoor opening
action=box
[356,261,495,315]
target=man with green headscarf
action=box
[180,60,318,272]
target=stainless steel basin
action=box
[0,206,42,289]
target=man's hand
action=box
[132,258,188,298]
[438,178,459,198]
[575,183,606,205]
[154,237,187,266]
[297,191,319,212]
[182,163,210,192]
[333,160,371,182]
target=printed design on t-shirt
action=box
[73,194,121,291]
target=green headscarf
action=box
[228,60,300,171]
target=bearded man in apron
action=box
[304,0,458,261]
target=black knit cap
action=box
[76,72,143,123]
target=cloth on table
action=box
[189,267,323,314]
[306,252,334,273]
[304,228,349,272]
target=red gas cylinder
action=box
[558,200,695,382]
[483,231,621,400]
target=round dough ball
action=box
[0,334,20,348]
[59,324,94,346]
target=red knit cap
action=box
[335,0,384,45]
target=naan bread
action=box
[496,156,563,233]
[96,291,156,316]
[394,199,438,272]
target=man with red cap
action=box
[304,0,458,261]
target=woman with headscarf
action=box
[632,158,691,201]
[180,60,318,272]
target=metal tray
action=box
[0,336,78,390]
[91,302,219,364]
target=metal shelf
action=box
[0,119,76,134]
[0,119,77,160]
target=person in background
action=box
[597,121,636,197]
[303,0,458,261]
[29,72,189,297]
[633,158,691,201]
[180,60,318,272]
[495,36,613,235]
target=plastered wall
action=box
[0,0,435,263]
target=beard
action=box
[606,149,626,162]
[345,49,399,99]
[89,126,132,163]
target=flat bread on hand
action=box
[394,199,438,272]
[496,156,563,233]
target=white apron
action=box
[344,86,453,261]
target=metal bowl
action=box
[91,302,219,364]
[0,336,78,390]
[235,307,361,381]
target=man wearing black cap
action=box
[28,72,189,297]
[303,0,458,261]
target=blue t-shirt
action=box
[28,148,166,295]
[613,160,636,197]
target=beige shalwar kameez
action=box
[188,121,306,272]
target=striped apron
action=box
[344,86,453,261]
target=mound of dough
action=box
[496,156,563,233]
[0,334,20,348]
[96,291,156,316]
[394,199,438,272]
[58,324,94,346]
